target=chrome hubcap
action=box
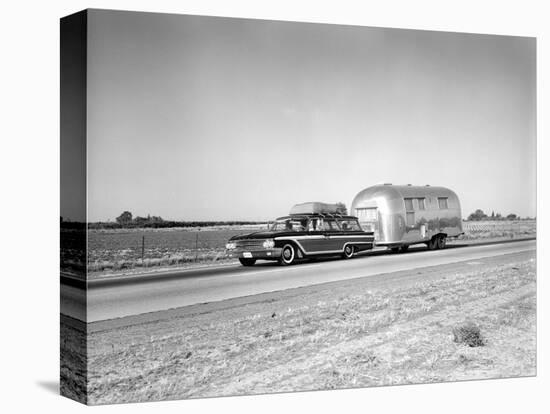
[283,247,293,261]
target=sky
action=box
[80,9,536,222]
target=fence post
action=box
[195,231,199,262]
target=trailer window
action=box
[355,207,377,221]
[438,197,449,209]
[417,198,426,210]
[404,198,415,226]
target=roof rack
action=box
[319,213,345,218]
[288,212,351,219]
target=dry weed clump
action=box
[452,322,485,347]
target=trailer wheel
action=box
[390,247,400,253]
[437,235,447,250]
[279,244,296,266]
[427,237,437,250]
[400,245,409,253]
[343,245,355,259]
[239,258,256,266]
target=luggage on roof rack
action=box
[289,202,347,215]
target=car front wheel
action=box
[279,244,296,265]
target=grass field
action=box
[461,220,536,240]
[75,250,535,404]
[85,225,265,273]
[61,220,536,276]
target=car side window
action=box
[322,220,340,231]
[308,218,322,232]
[338,219,361,231]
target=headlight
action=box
[225,242,236,250]
[262,239,275,249]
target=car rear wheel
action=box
[427,237,437,250]
[400,245,409,253]
[437,235,447,250]
[279,244,296,265]
[343,245,355,259]
[390,247,400,253]
[239,258,256,266]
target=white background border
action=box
[0,1,546,412]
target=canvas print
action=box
[60,9,536,405]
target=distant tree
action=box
[495,213,502,220]
[467,209,488,221]
[491,211,495,219]
[116,211,133,226]
[506,213,518,220]
[134,216,148,226]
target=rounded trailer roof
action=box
[352,184,460,206]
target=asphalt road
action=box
[61,239,535,323]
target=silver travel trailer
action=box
[351,184,463,252]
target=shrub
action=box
[452,322,485,347]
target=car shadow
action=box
[250,242,470,267]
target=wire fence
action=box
[85,226,267,273]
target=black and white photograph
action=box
[5,1,548,413]
[58,8,539,406]
[7,0,550,414]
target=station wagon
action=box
[226,203,375,266]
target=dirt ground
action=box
[71,250,535,404]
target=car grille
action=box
[234,239,266,250]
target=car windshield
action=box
[270,218,307,232]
